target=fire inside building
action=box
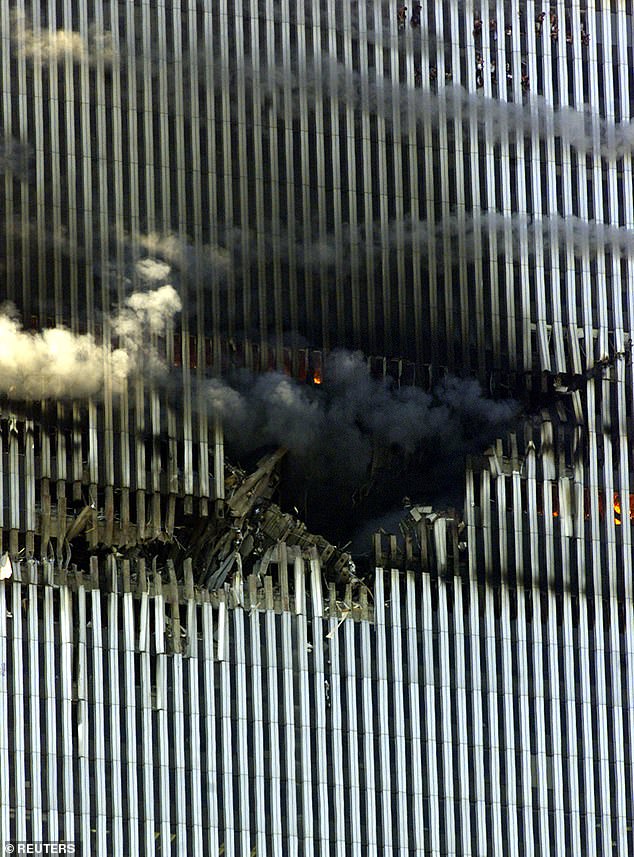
[1,1,633,854]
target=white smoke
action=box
[135,232,232,278]
[12,15,115,65]
[0,281,181,401]
[0,314,129,400]
[135,258,172,283]
[113,284,182,341]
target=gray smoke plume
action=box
[0,281,181,401]
[213,53,633,160]
[383,212,634,265]
[133,233,232,280]
[0,137,32,181]
[133,213,634,295]
[11,211,634,308]
[10,8,631,160]
[246,212,634,275]
[204,350,517,504]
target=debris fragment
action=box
[0,553,12,580]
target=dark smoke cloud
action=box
[202,350,518,542]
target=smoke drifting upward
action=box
[11,15,115,66]
[134,233,232,280]
[0,282,181,401]
[204,351,518,543]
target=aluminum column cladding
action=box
[1,1,634,856]
[1,1,633,370]
[0,1,633,576]
[1,558,633,855]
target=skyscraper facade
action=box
[1,0,634,854]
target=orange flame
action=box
[313,368,322,385]
[614,493,622,525]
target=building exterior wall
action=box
[1,2,634,855]
[1,0,632,373]
[1,560,633,856]
[0,0,633,580]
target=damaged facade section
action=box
[0,413,354,590]
[372,505,467,578]
[183,447,354,589]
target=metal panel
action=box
[76,586,91,853]
[0,582,9,841]
[233,607,251,857]
[325,609,345,857]
[421,571,441,855]
[388,570,408,853]
[11,582,26,842]
[360,596,377,855]
[59,585,75,843]
[0,3,633,855]
[90,589,108,856]
[43,582,60,843]
[27,583,42,841]
[106,591,123,853]
[248,607,267,856]
[0,559,632,854]
[202,601,220,857]
[186,603,204,857]
[373,570,393,852]
[262,606,282,853]
[343,618,361,855]
[122,591,140,856]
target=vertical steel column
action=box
[185,597,204,856]
[42,581,59,842]
[247,606,267,856]
[202,600,220,856]
[420,571,441,853]
[0,581,9,841]
[59,584,75,842]
[264,603,283,852]
[233,607,251,856]
[106,587,123,852]
[89,589,108,855]
[342,616,362,856]
[325,604,345,857]
[9,581,25,842]
[122,587,140,854]
[76,585,91,852]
